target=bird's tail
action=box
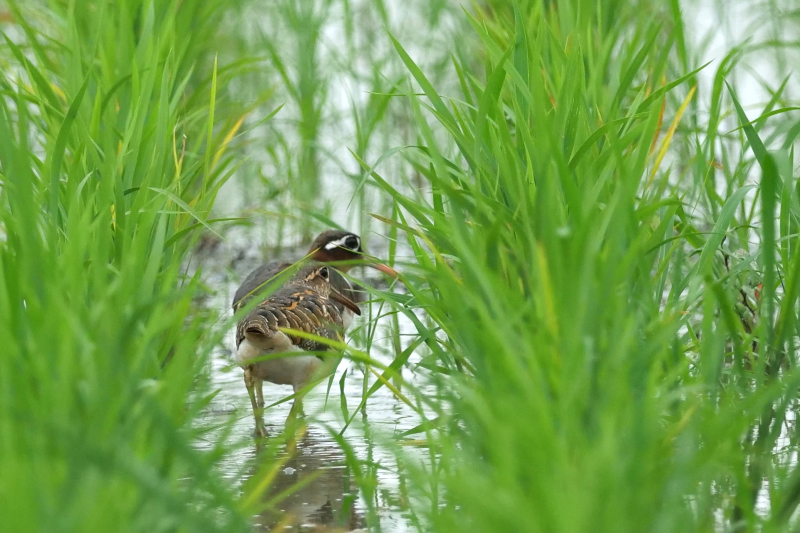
[236,313,275,349]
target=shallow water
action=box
[192,232,433,531]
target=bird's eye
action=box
[344,236,360,250]
[319,267,329,279]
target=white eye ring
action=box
[324,235,360,251]
[345,236,360,250]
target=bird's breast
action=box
[341,308,355,330]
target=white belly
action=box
[235,331,294,367]
[341,308,354,330]
[340,276,357,330]
[236,335,322,389]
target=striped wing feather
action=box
[233,260,364,315]
[236,286,345,352]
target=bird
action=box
[232,230,398,436]
[232,229,397,328]
[235,263,363,437]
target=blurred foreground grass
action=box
[0,1,255,529]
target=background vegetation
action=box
[2,0,800,531]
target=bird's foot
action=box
[253,423,268,439]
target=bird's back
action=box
[232,260,292,311]
[234,260,364,317]
[235,283,346,354]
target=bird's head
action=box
[307,229,398,278]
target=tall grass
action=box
[362,0,800,531]
[0,1,261,529]
[4,0,800,531]
[226,0,460,246]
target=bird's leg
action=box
[255,377,264,409]
[286,384,305,425]
[244,367,267,438]
[287,399,302,423]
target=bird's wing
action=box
[236,286,345,353]
[232,260,292,311]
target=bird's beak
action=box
[368,262,398,278]
[330,289,362,316]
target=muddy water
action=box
[192,232,432,531]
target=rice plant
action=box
[362,1,800,531]
[0,0,261,529]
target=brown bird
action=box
[232,229,397,325]
[235,263,363,437]
[232,230,398,436]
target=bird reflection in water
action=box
[250,423,366,532]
